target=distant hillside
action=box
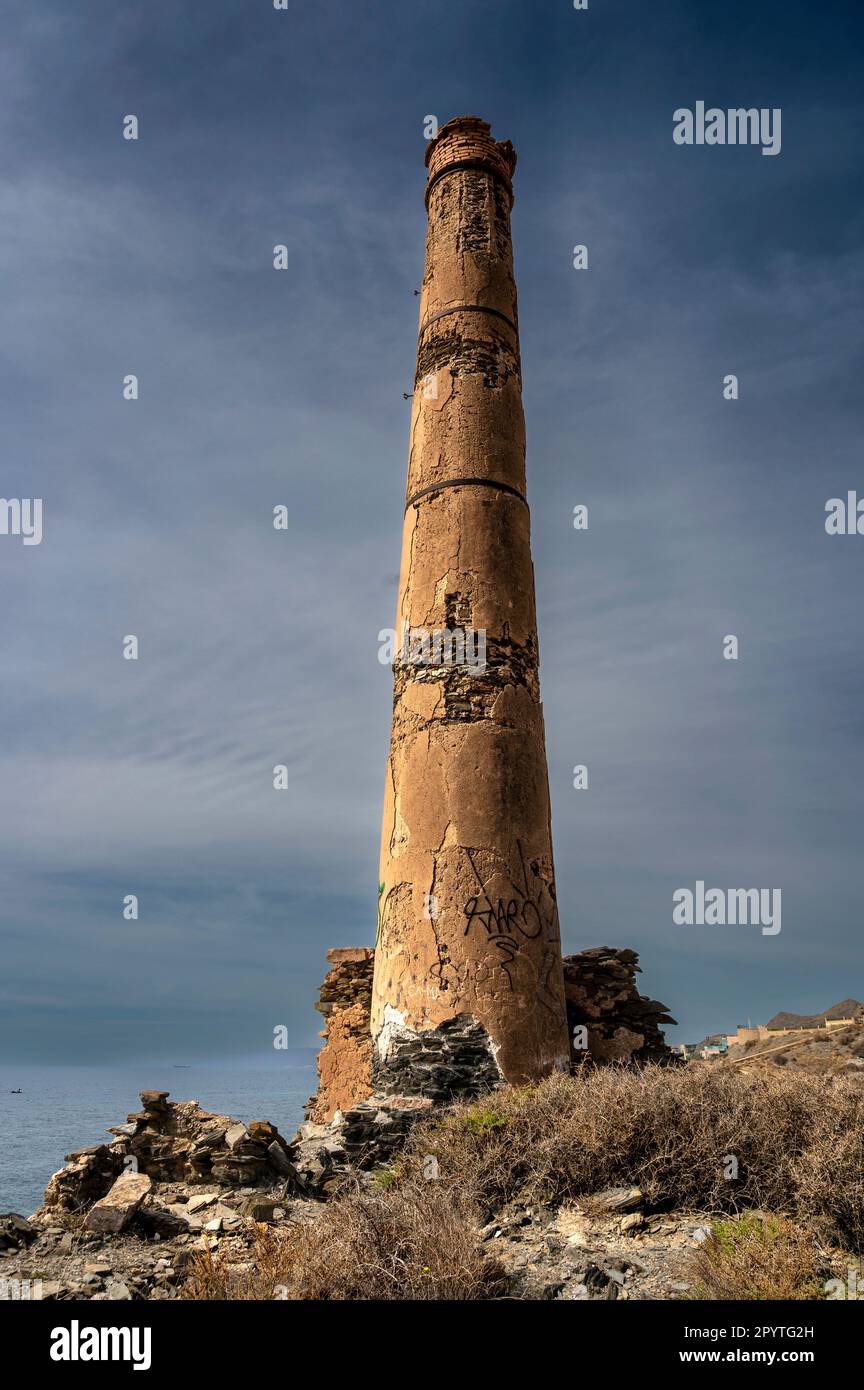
[766,999,863,1031]
[723,1019,864,1078]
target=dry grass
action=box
[400,1065,864,1249]
[183,1182,506,1301]
[686,1213,832,1300]
[281,1179,507,1300]
[183,1066,864,1299]
[182,1226,294,1301]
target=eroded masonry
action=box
[371,115,570,1091]
[309,946,676,1122]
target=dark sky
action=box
[1,0,862,1062]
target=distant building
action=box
[722,1008,861,1051]
[680,1034,729,1060]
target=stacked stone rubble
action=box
[563,948,677,1064]
[41,1091,299,1217]
[292,1094,432,1195]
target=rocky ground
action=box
[1,1186,321,1301]
[477,1189,710,1300]
[1,1086,438,1300]
[0,1087,714,1301]
[2,1182,712,1303]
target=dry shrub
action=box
[792,1105,864,1251]
[184,1067,864,1299]
[686,1213,830,1300]
[401,1065,864,1249]
[183,1183,506,1301]
[182,1226,295,1301]
[283,1178,506,1300]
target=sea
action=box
[0,1055,318,1218]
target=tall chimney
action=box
[371,116,570,1096]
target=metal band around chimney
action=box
[418,304,518,339]
[405,476,528,512]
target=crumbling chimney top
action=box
[424,114,517,206]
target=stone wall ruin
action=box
[307,945,676,1121]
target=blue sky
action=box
[1,0,862,1061]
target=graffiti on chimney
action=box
[461,841,558,991]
